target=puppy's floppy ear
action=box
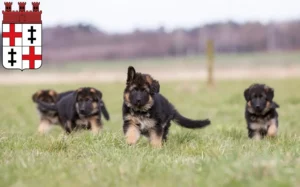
[271,101,280,109]
[150,79,160,94]
[32,90,42,102]
[126,66,136,85]
[93,89,110,120]
[99,99,110,121]
[93,88,102,100]
[48,89,58,101]
[144,74,160,94]
[243,88,250,101]
[264,85,274,101]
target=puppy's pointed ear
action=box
[126,66,136,85]
[32,90,42,102]
[243,88,250,101]
[264,85,274,101]
[150,80,160,94]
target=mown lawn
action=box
[0,79,299,187]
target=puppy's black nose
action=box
[255,105,260,109]
[80,109,85,113]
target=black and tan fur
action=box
[244,83,280,140]
[122,66,211,148]
[36,87,110,134]
[32,89,73,134]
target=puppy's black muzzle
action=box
[38,105,51,112]
[78,101,93,116]
[253,99,263,113]
[135,94,142,106]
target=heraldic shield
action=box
[2,2,42,71]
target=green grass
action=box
[0,79,300,187]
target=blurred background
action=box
[0,0,300,84]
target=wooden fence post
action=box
[206,39,215,87]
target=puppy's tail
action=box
[99,100,110,121]
[172,110,211,129]
[37,100,58,111]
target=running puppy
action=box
[37,87,110,134]
[122,66,211,148]
[243,83,280,140]
[32,89,73,134]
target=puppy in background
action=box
[32,89,73,134]
[36,87,110,134]
[243,83,280,140]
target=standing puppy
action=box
[36,87,110,134]
[243,83,280,140]
[122,66,211,148]
[32,89,73,134]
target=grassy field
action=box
[0,79,300,187]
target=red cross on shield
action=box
[22,46,42,69]
[2,24,23,46]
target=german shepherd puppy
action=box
[36,87,110,134]
[243,83,280,140]
[122,66,211,148]
[32,89,73,134]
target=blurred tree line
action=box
[1,20,300,63]
[42,20,300,62]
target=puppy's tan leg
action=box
[252,132,262,140]
[89,116,103,135]
[267,119,278,137]
[149,129,163,148]
[38,119,52,134]
[125,122,140,145]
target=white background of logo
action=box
[22,24,42,47]
[2,47,22,69]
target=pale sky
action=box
[1,0,300,33]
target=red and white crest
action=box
[2,2,42,71]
